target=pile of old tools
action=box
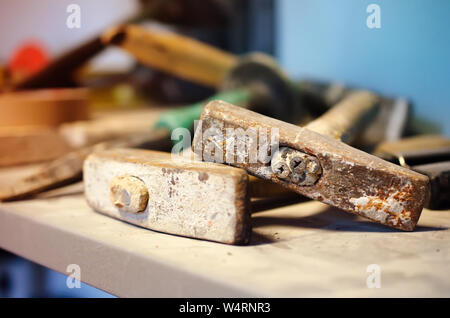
[1,24,449,245]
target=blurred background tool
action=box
[297,80,411,150]
[59,107,165,148]
[0,88,89,166]
[8,0,203,90]
[0,131,171,201]
[7,0,245,104]
[375,135,450,209]
[9,34,104,90]
[104,24,303,126]
[101,24,237,88]
[106,24,410,149]
[301,91,380,143]
[193,93,429,231]
[0,127,71,167]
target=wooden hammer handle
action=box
[305,90,379,143]
[102,24,238,87]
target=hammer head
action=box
[192,101,430,231]
[84,148,250,244]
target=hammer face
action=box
[84,148,250,244]
[193,101,430,231]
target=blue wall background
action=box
[276,0,450,135]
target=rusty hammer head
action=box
[192,100,430,231]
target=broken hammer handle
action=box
[102,24,238,87]
[305,91,379,143]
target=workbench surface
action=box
[0,183,448,297]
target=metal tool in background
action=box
[375,135,450,210]
[103,24,308,129]
[193,92,430,231]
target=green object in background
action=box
[154,88,251,134]
[406,115,443,136]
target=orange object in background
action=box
[0,66,4,89]
[0,88,90,127]
[8,42,49,83]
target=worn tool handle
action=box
[102,24,238,88]
[305,90,379,143]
